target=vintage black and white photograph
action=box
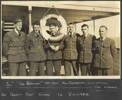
[1,1,120,79]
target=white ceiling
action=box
[2,1,120,23]
[2,1,120,12]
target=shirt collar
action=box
[100,36,106,41]
[85,33,89,38]
[68,32,74,36]
[36,32,40,37]
[14,28,19,35]
[83,33,89,38]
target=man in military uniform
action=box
[3,19,27,76]
[45,18,64,76]
[77,24,95,76]
[93,25,117,75]
[62,23,78,76]
[26,21,46,76]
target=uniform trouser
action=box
[29,62,45,76]
[46,60,61,76]
[64,60,78,76]
[76,61,80,75]
[93,67,113,76]
[80,63,92,76]
[9,62,26,76]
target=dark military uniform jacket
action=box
[77,34,95,63]
[3,30,27,62]
[45,31,63,60]
[62,33,78,60]
[26,31,46,62]
[93,37,117,69]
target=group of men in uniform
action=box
[2,18,117,76]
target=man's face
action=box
[99,27,107,38]
[33,25,40,33]
[68,24,75,33]
[49,25,59,35]
[15,22,22,31]
[81,26,89,35]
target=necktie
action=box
[100,38,103,47]
[70,34,72,37]
[69,32,73,37]
[83,35,86,40]
[36,32,40,37]
[18,31,21,37]
[100,37,103,42]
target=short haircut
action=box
[14,18,22,24]
[32,21,40,26]
[99,25,108,30]
[68,22,75,25]
[81,24,89,28]
[67,23,75,27]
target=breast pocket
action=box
[31,38,38,45]
[103,43,110,48]
[79,40,84,48]
[9,38,19,47]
